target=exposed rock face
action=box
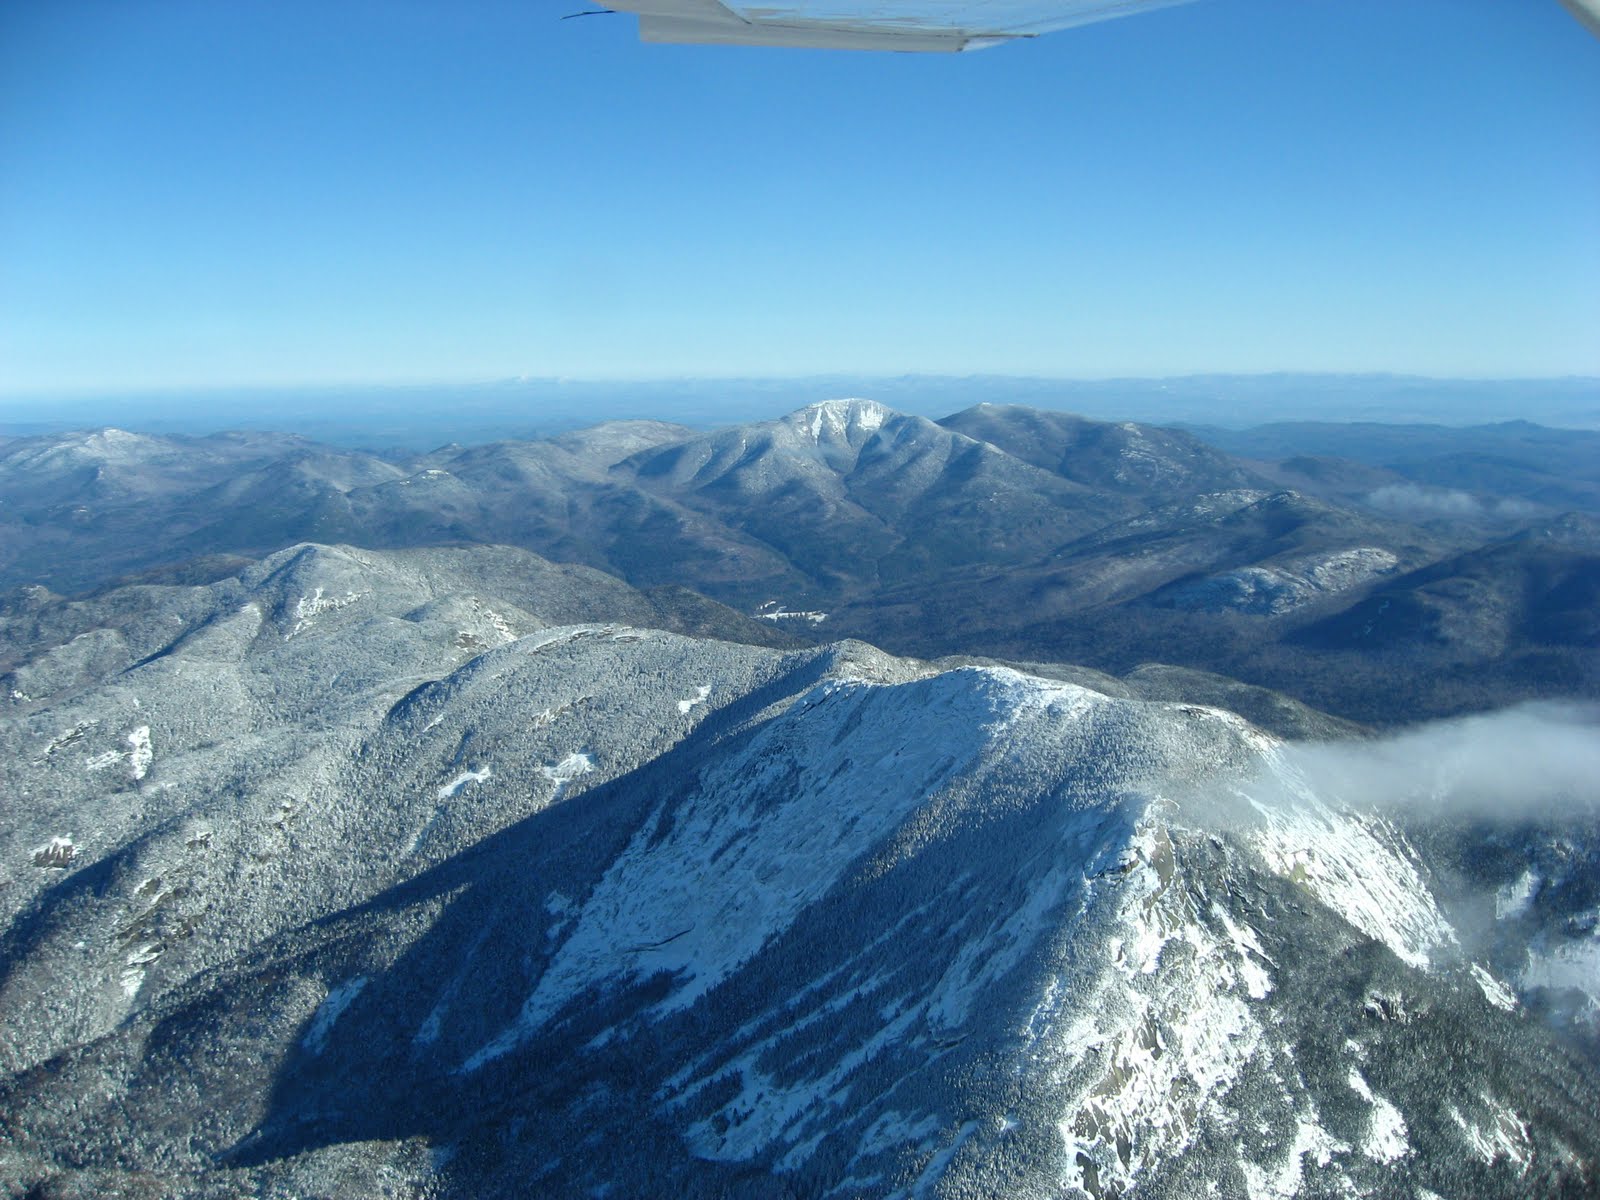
[1,548,1594,1199]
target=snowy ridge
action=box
[6,428,164,474]
[1163,547,1400,615]
[444,651,1559,1195]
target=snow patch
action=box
[286,587,365,638]
[859,1112,941,1161]
[688,1006,922,1164]
[1450,1096,1531,1171]
[1495,869,1539,920]
[797,398,888,443]
[127,726,152,780]
[905,1120,977,1198]
[677,684,711,715]
[469,597,517,643]
[1213,904,1274,999]
[1240,1114,1346,1200]
[437,767,491,800]
[1347,1069,1411,1162]
[303,977,368,1055]
[929,859,1082,1030]
[42,720,98,758]
[81,726,152,779]
[541,752,593,787]
[755,601,829,624]
[32,835,78,868]
[536,752,594,805]
[1470,962,1517,1011]
[1365,1099,1410,1162]
[120,942,163,999]
[1347,1069,1410,1161]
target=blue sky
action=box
[2,0,1598,396]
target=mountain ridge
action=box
[5,402,1596,724]
[1,545,1595,1197]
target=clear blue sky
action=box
[2,0,1597,396]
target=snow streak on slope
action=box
[302,977,369,1055]
[676,684,711,714]
[1348,1068,1411,1162]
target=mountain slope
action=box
[617,399,1126,604]
[0,429,350,592]
[1,551,1595,1199]
[940,402,1262,499]
[0,542,798,709]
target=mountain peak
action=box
[9,426,165,469]
[784,397,893,444]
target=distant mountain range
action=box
[5,373,1598,447]
[4,401,1596,724]
[1192,419,1600,518]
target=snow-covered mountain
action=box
[1,547,1594,1198]
[5,405,1596,724]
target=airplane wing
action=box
[602,0,1196,52]
[1560,0,1600,38]
[604,0,1600,51]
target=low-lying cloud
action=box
[1275,701,1600,821]
[1365,483,1540,521]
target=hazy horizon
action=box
[4,372,1599,450]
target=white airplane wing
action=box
[1560,0,1600,38]
[603,0,1196,52]
[605,0,1600,51]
